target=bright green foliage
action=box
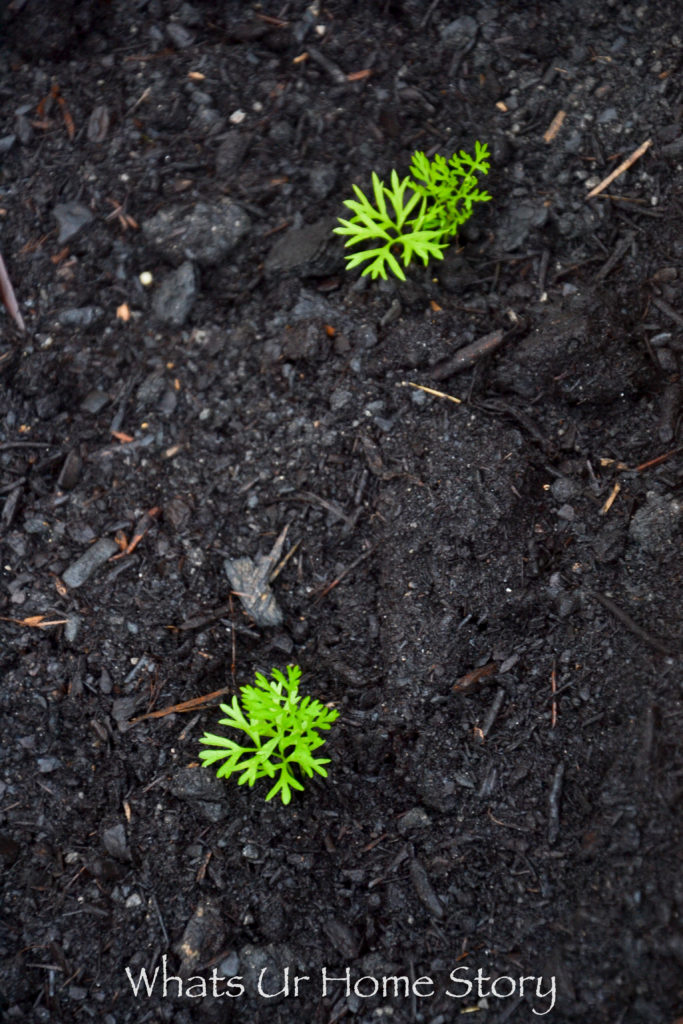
[198,665,339,805]
[334,141,491,281]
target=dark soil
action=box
[1,2,682,1022]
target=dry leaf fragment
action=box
[110,507,161,559]
[0,615,69,629]
[223,525,289,627]
[543,110,566,143]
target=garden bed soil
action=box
[1,2,682,1022]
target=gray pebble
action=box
[167,22,194,48]
[64,614,81,643]
[152,260,197,326]
[496,201,549,252]
[440,15,478,48]
[629,492,681,555]
[56,306,104,327]
[397,807,431,833]
[551,477,577,502]
[219,952,240,976]
[143,199,250,266]
[215,131,250,178]
[330,388,352,411]
[57,450,82,490]
[102,823,130,862]
[62,537,119,588]
[80,389,110,414]
[309,163,337,198]
[53,201,94,244]
[171,765,225,803]
[265,218,338,276]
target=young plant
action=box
[334,141,491,281]
[198,665,339,805]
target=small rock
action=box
[265,218,339,276]
[80,389,110,414]
[397,807,431,834]
[102,823,130,862]
[62,538,119,588]
[629,492,681,555]
[440,14,477,47]
[53,201,94,244]
[550,477,577,502]
[309,163,337,198]
[56,306,104,327]
[215,131,251,178]
[35,394,60,419]
[242,843,262,862]
[87,105,110,143]
[37,756,61,774]
[330,388,352,411]
[142,199,250,267]
[152,260,197,326]
[171,766,225,803]
[63,615,81,643]
[111,696,139,732]
[496,201,548,252]
[219,951,240,976]
[167,22,194,48]
[164,496,192,530]
[57,450,82,490]
[409,858,444,918]
[416,770,458,812]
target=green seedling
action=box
[334,141,491,281]
[198,665,339,805]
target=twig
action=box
[550,660,557,729]
[429,328,505,380]
[596,231,633,281]
[599,481,621,515]
[548,762,565,844]
[316,545,376,601]
[634,446,681,472]
[398,381,461,404]
[586,138,652,199]
[651,295,683,328]
[478,687,505,742]
[129,686,233,724]
[0,250,25,332]
[307,45,348,86]
[586,590,680,657]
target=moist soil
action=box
[1,3,682,1022]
